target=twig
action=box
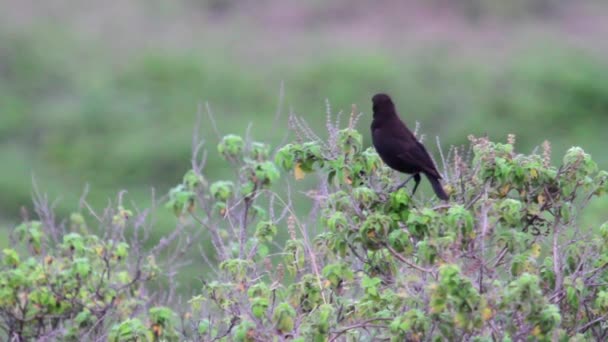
[436,136,449,180]
[479,185,489,293]
[552,213,563,301]
[273,81,285,126]
[329,318,392,342]
[205,102,221,140]
[384,244,436,277]
[490,246,509,269]
[240,186,256,259]
[190,212,227,261]
[578,314,608,333]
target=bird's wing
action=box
[372,117,443,179]
[396,140,443,179]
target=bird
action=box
[371,93,448,200]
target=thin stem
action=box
[384,244,436,277]
[552,213,563,301]
[329,318,392,342]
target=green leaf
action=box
[149,306,176,325]
[275,143,299,171]
[210,180,235,201]
[2,249,20,267]
[114,242,129,260]
[72,258,91,277]
[273,303,296,333]
[218,134,244,160]
[63,233,86,254]
[183,169,206,189]
[284,240,306,275]
[257,243,269,258]
[322,262,354,289]
[255,222,278,244]
[251,297,269,319]
[595,291,608,311]
[361,275,382,298]
[109,318,149,342]
[198,319,210,335]
[360,213,394,250]
[337,128,363,155]
[323,211,348,232]
[247,282,270,299]
[388,229,413,255]
[498,199,524,227]
[253,161,280,186]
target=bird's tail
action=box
[425,174,449,200]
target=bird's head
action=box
[372,93,396,118]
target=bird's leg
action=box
[394,174,416,191]
[411,173,422,196]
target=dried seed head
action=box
[479,136,489,146]
[349,104,357,129]
[264,258,272,272]
[20,206,29,222]
[542,140,551,168]
[474,136,493,160]
[325,99,334,138]
[276,263,285,281]
[507,133,516,146]
[453,148,469,177]
[288,113,302,142]
[453,149,461,174]
[287,215,296,240]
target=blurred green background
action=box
[2,0,608,245]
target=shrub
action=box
[2,106,608,340]
[0,195,183,340]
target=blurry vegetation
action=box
[1,29,608,224]
[447,0,567,20]
[1,0,608,309]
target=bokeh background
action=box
[2,0,608,243]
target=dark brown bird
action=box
[371,93,448,200]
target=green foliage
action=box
[149,306,179,340]
[0,212,162,340]
[107,307,178,342]
[254,221,278,242]
[218,134,245,160]
[109,318,150,342]
[273,302,296,334]
[429,265,482,335]
[390,309,429,341]
[210,180,235,202]
[3,111,608,340]
[322,262,353,289]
